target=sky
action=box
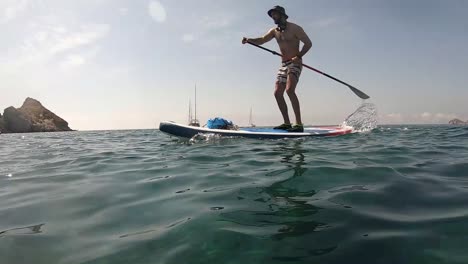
[1,0,467,130]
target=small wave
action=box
[0,223,45,237]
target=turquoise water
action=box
[1,125,468,264]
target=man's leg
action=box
[274,81,290,124]
[286,73,302,125]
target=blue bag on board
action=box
[206,117,233,129]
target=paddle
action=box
[245,41,370,100]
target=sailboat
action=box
[188,84,200,127]
[249,107,256,127]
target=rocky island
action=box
[0,98,72,133]
[449,118,468,125]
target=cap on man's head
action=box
[267,5,288,19]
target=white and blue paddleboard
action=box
[159,121,353,139]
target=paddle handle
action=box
[246,41,281,56]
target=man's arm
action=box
[242,28,275,45]
[296,26,312,58]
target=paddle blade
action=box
[348,85,370,99]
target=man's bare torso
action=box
[273,22,302,61]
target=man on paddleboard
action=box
[242,6,312,132]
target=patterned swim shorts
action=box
[277,60,302,84]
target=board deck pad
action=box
[159,121,353,139]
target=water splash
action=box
[343,102,378,133]
[189,133,230,144]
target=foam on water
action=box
[189,133,237,144]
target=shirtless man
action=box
[242,6,312,132]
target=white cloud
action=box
[311,16,346,29]
[317,18,339,28]
[182,33,195,43]
[381,112,458,124]
[382,113,404,124]
[49,24,110,55]
[119,7,128,16]
[148,1,166,23]
[61,54,86,68]
[53,26,67,34]
[17,24,109,58]
[199,14,235,31]
[421,112,432,119]
[35,31,49,42]
[1,0,28,23]
[186,14,236,47]
[59,46,101,70]
[435,113,457,120]
[1,23,110,74]
[422,112,457,123]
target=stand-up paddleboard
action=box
[159,121,353,139]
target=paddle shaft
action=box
[246,41,370,99]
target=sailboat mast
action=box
[194,84,197,121]
[188,98,192,124]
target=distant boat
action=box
[249,107,256,127]
[188,84,200,127]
